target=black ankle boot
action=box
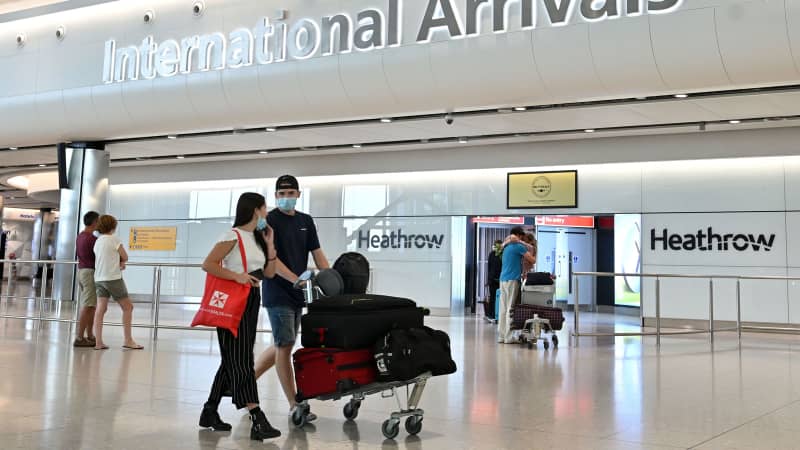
[199,406,232,431]
[250,407,281,440]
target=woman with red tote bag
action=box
[198,193,281,441]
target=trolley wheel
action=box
[552,335,559,348]
[291,408,308,428]
[543,340,550,350]
[343,401,361,421]
[405,416,423,435]
[382,419,400,439]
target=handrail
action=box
[0,258,272,338]
[569,271,800,348]
[574,271,800,282]
[0,259,372,340]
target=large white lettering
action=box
[102,0,683,84]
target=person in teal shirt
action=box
[498,227,536,343]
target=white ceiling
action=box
[3,89,800,209]
[104,90,800,161]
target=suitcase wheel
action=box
[343,400,361,421]
[405,416,423,436]
[552,335,559,349]
[291,405,309,428]
[382,419,400,439]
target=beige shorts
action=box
[77,269,97,307]
[95,279,129,301]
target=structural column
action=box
[53,143,108,302]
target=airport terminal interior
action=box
[5,0,800,449]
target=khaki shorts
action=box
[78,269,97,307]
[95,279,129,301]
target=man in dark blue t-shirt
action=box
[255,175,330,420]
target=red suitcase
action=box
[512,304,565,331]
[293,348,378,401]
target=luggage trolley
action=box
[291,270,433,439]
[291,372,432,439]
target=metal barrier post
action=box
[39,264,49,323]
[656,277,661,348]
[573,274,580,345]
[736,279,742,344]
[709,279,715,346]
[150,266,158,326]
[153,266,162,341]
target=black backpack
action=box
[373,327,457,382]
[333,252,370,294]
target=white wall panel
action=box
[650,8,731,90]
[641,158,786,212]
[589,16,667,96]
[642,265,788,323]
[715,0,799,85]
[221,66,268,129]
[429,31,549,109]
[382,45,439,112]
[339,52,399,116]
[296,57,355,118]
[2,1,800,146]
[256,61,312,124]
[782,156,800,210]
[533,24,607,101]
[62,87,102,139]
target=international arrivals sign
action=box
[103,0,682,84]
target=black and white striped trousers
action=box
[206,287,261,410]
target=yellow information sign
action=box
[507,171,578,209]
[129,227,177,251]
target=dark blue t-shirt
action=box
[262,208,321,308]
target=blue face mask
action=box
[277,197,297,212]
[256,216,268,231]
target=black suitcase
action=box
[307,294,416,312]
[302,295,425,349]
[525,272,554,286]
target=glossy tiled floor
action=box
[4,298,800,449]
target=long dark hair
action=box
[233,192,269,260]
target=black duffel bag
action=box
[333,252,370,294]
[526,272,554,286]
[374,326,457,382]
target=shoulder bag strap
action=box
[231,229,248,273]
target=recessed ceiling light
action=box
[167,135,177,139]
[353,144,362,148]
[39,164,47,167]
[729,120,741,124]
[674,94,689,98]
[514,107,527,112]
[458,137,468,143]
[259,150,269,154]
[497,108,513,114]
[265,127,277,132]
[584,129,596,133]
[9,147,18,150]
[380,118,393,123]
[176,155,185,159]
[635,97,648,100]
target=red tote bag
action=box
[191,229,252,337]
